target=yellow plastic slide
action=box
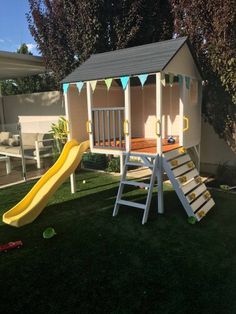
[3,140,89,227]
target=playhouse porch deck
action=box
[94,137,179,154]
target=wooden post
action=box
[0,87,5,129]
[179,83,184,146]
[120,153,124,175]
[124,80,131,152]
[156,73,164,214]
[64,85,76,194]
[86,82,94,150]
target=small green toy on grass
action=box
[187,216,197,224]
[43,227,57,239]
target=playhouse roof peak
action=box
[62,36,199,84]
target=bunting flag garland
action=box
[161,72,166,86]
[177,74,183,87]
[169,73,174,87]
[105,78,113,90]
[76,81,84,93]
[185,76,190,89]
[138,74,148,87]
[120,76,130,90]
[63,83,69,94]
[90,80,98,93]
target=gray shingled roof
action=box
[62,37,190,83]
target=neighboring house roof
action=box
[62,36,201,84]
[0,50,46,80]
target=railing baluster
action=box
[91,110,95,146]
[96,110,100,146]
[102,110,105,146]
[91,107,124,150]
[107,110,111,147]
[113,110,116,148]
[118,110,122,148]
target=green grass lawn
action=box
[0,170,236,314]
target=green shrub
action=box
[82,153,108,170]
[107,157,120,173]
[216,161,236,186]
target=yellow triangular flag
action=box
[90,80,97,93]
[105,78,113,90]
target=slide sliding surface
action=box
[3,140,89,227]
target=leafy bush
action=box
[107,157,120,173]
[50,117,68,153]
[216,162,236,186]
[82,153,108,170]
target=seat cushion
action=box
[21,133,38,146]
[0,132,11,145]
[0,145,9,153]
[3,146,22,155]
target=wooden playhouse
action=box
[62,36,215,223]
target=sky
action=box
[0,0,39,55]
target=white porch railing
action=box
[92,107,125,150]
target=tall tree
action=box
[171,0,236,152]
[27,0,173,82]
[0,43,56,96]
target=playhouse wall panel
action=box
[131,86,144,138]
[68,85,88,142]
[135,84,181,140]
[93,84,124,108]
[163,43,202,80]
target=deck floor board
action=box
[94,137,179,154]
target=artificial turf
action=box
[0,170,235,314]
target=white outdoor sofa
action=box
[0,131,54,169]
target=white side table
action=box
[0,156,11,174]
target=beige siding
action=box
[200,121,236,173]
[19,115,64,133]
[130,84,180,139]
[93,83,124,108]
[163,43,202,80]
[3,91,64,126]
[68,85,88,142]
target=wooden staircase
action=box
[163,147,215,221]
[113,147,215,223]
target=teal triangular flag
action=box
[177,74,183,86]
[138,74,148,87]
[120,76,129,90]
[63,83,69,94]
[185,76,190,89]
[76,82,84,93]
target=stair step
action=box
[191,191,212,212]
[118,199,146,210]
[181,176,203,195]
[186,184,207,203]
[195,198,215,221]
[126,161,154,168]
[172,161,195,177]
[169,154,191,169]
[164,147,186,161]
[121,180,150,188]
[176,169,199,185]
